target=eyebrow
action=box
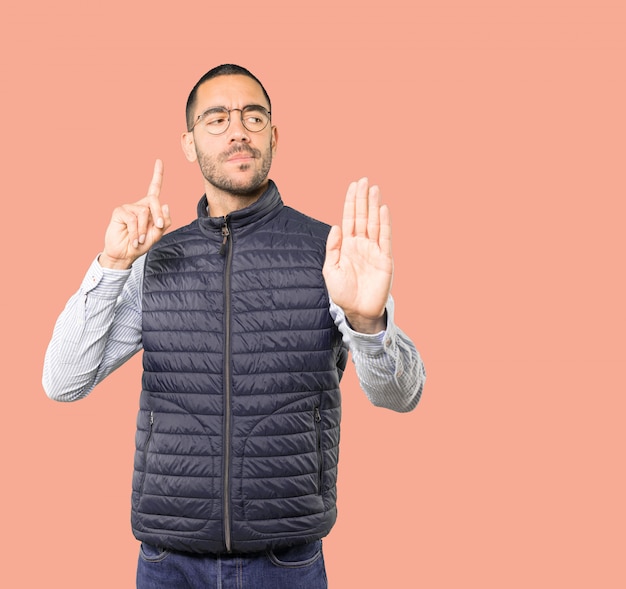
[197,104,269,119]
[197,106,229,119]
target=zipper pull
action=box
[314,407,321,423]
[219,222,230,256]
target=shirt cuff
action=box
[329,295,398,357]
[80,254,133,299]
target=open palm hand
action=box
[323,178,393,334]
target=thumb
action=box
[324,225,342,269]
[162,204,171,227]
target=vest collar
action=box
[196,180,283,231]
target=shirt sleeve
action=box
[42,255,146,402]
[329,295,426,412]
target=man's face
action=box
[182,75,277,198]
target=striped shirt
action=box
[43,255,425,412]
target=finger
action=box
[354,177,369,236]
[133,205,151,246]
[379,204,392,257]
[367,185,381,244]
[147,159,165,229]
[342,181,357,237]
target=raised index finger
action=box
[147,159,165,228]
[147,159,164,200]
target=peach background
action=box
[1,1,624,587]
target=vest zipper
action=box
[219,223,230,256]
[314,406,323,495]
[221,218,234,552]
[139,410,154,498]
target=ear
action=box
[181,131,198,162]
[270,125,278,156]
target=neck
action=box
[204,180,269,218]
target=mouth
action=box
[227,154,254,163]
[224,147,257,163]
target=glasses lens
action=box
[200,108,230,134]
[241,106,269,132]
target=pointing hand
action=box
[100,160,172,269]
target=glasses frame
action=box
[189,104,272,134]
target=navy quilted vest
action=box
[131,182,347,554]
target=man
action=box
[43,64,425,588]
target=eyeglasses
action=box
[189,105,271,135]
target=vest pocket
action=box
[314,407,323,495]
[138,410,155,500]
[241,404,328,531]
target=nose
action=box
[227,109,249,142]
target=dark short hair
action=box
[185,64,272,131]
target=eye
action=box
[199,109,229,127]
[207,116,227,126]
[242,107,269,130]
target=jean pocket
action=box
[139,542,171,563]
[267,540,323,568]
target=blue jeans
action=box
[136,540,328,589]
